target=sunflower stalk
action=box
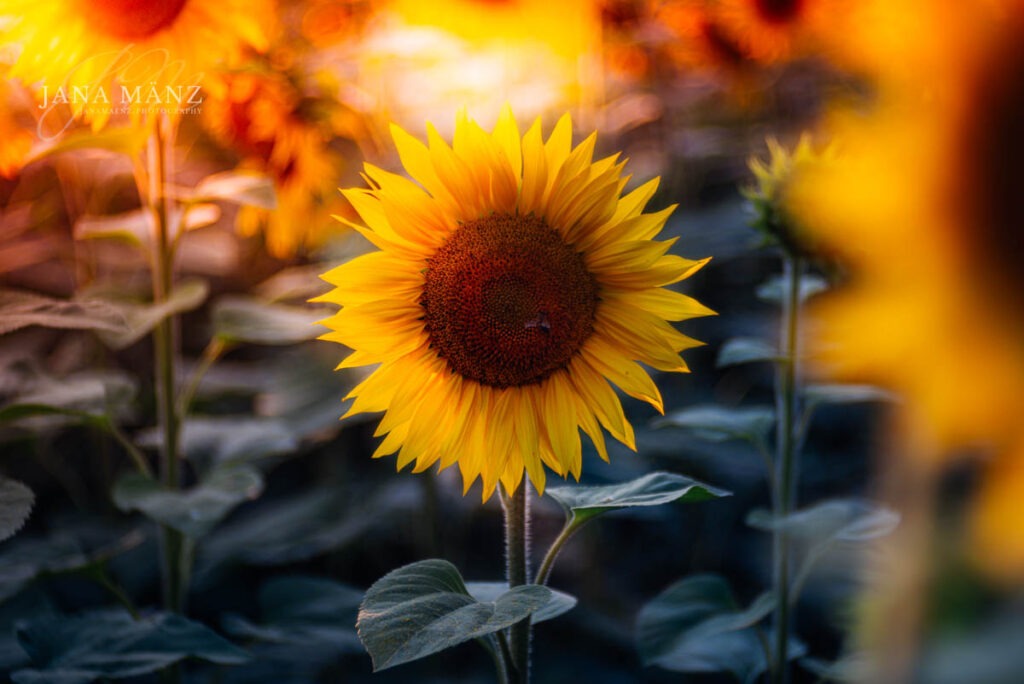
[147,115,187,616]
[771,254,804,684]
[502,483,532,684]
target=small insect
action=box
[524,311,551,333]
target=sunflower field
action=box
[1,1,1022,683]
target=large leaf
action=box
[212,296,330,345]
[12,609,248,684]
[654,405,775,446]
[0,370,136,427]
[24,127,147,165]
[93,279,209,349]
[546,471,729,524]
[136,417,298,471]
[637,574,799,683]
[465,582,576,624]
[746,499,899,543]
[112,466,264,539]
[0,289,128,336]
[357,559,551,671]
[716,337,781,368]
[0,479,34,543]
[191,171,276,209]
[747,499,899,602]
[74,210,150,248]
[222,576,363,653]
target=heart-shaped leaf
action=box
[357,559,551,671]
[12,609,247,684]
[112,466,264,539]
[465,582,576,624]
[92,279,209,350]
[746,499,899,543]
[546,471,729,524]
[803,384,897,407]
[756,273,828,304]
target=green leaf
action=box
[546,471,729,524]
[637,574,798,682]
[357,559,551,671]
[0,479,34,543]
[12,608,248,684]
[0,289,128,336]
[74,210,150,248]
[0,371,136,424]
[212,296,330,345]
[191,171,276,209]
[746,499,899,543]
[112,466,264,539]
[25,127,147,165]
[222,576,363,653]
[92,279,209,350]
[465,582,576,624]
[654,405,775,445]
[803,383,897,407]
[756,273,828,304]
[716,337,781,368]
[172,417,299,469]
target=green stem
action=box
[771,254,803,684]
[535,516,584,587]
[492,631,514,684]
[501,483,531,684]
[176,337,230,418]
[148,115,186,615]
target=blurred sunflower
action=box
[791,0,1024,580]
[317,108,712,499]
[714,0,834,63]
[745,133,837,256]
[0,0,270,128]
[202,68,347,258]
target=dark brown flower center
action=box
[79,0,189,41]
[754,0,803,24]
[421,213,599,388]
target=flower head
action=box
[791,0,1024,580]
[745,133,837,256]
[317,107,712,499]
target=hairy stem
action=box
[502,483,531,684]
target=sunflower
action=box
[317,108,712,499]
[202,68,348,258]
[790,0,1024,580]
[1,0,270,128]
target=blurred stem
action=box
[501,483,531,684]
[177,337,230,418]
[87,565,139,620]
[102,417,152,478]
[147,114,186,616]
[492,631,513,684]
[535,515,584,586]
[771,254,803,684]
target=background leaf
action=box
[112,466,264,539]
[465,582,577,624]
[716,337,781,368]
[92,279,209,350]
[212,296,330,345]
[0,289,128,336]
[12,609,248,684]
[0,479,34,543]
[654,405,775,446]
[191,171,277,209]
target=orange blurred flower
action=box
[791,0,1024,581]
[203,67,348,258]
[0,77,34,178]
[1,0,271,129]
